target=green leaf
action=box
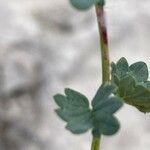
[113,57,129,79]
[54,84,123,135]
[54,89,92,134]
[92,84,123,136]
[118,74,136,97]
[65,88,89,107]
[125,85,150,113]
[92,83,114,107]
[111,57,150,113]
[69,0,94,10]
[93,97,123,114]
[54,94,68,108]
[66,111,93,134]
[129,62,148,82]
[94,114,120,135]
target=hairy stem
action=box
[91,3,110,150]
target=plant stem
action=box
[91,136,101,150]
[95,4,110,83]
[91,3,110,150]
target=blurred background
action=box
[0,0,150,150]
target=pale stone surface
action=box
[0,0,150,150]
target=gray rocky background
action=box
[0,0,150,150]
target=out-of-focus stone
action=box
[1,50,43,98]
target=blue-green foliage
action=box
[111,57,150,113]
[69,0,105,10]
[69,0,94,10]
[92,84,123,136]
[54,89,92,134]
[54,84,123,135]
